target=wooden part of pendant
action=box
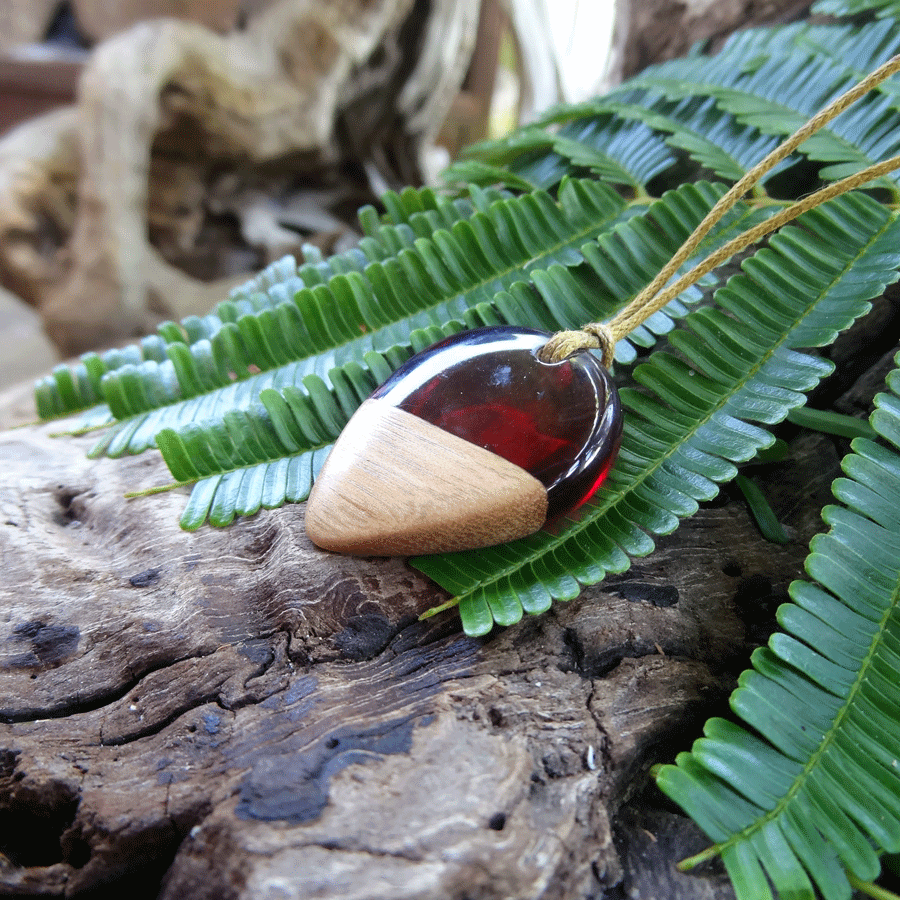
[305,399,548,556]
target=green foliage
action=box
[813,0,900,19]
[656,354,900,900]
[414,191,900,634]
[33,10,900,897]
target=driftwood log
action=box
[2,3,882,897]
[0,0,480,357]
[0,419,782,899]
[4,293,899,898]
[0,0,815,361]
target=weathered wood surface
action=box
[0,0,480,357]
[5,284,898,900]
[2,242,897,900]
[0,380,850,898]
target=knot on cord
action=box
[537,322,615,368]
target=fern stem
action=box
[849,873,900,900]
[124,481,193,498]
[418,596,461,619]
[48,420,116,438]
[673,844,722,872]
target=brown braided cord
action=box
[607,153,900,340]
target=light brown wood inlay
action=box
[305,399,548,556]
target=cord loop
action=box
[537,322,615,368]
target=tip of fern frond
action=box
[49,423,111,438]
[124,481,192,499]
[418,597,461,620]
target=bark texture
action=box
[0,422,774,899]
[4,287,899,899]
[1,2,888,897]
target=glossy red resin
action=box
[372,326,623,520]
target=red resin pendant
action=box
[305,326,623,556]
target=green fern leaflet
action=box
[414,191,900,634]
[656,352,900,900]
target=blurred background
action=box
[0,0,808,396]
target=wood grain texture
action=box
[3,284,892,899]
[0,0,481,356]
[1,405,820,899]
[305,399,548,556]
[7,286,892,897]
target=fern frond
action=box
[154,328,450,528]
[624,26,900,189]
[813,0,900,21]
[454,20,900,205]
[705,16,900,85]
[78,180,768,463]
[156,385,347,531]
[413,192,900,635]
[793,18,900,84]
[598,95,790,186]
[79,179,626,452]
[150,181,771,527]
[34,184,508,421]
[451,116,676,192]
[655,351,900,900]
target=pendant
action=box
[305,326,623,556]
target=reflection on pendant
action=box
[305,326,623,556]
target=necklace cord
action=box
[538,53,900,366]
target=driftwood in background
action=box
[68,0,277,42]
[0,0,480,357]
[0,0,813,361]
[0,0,62,50]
